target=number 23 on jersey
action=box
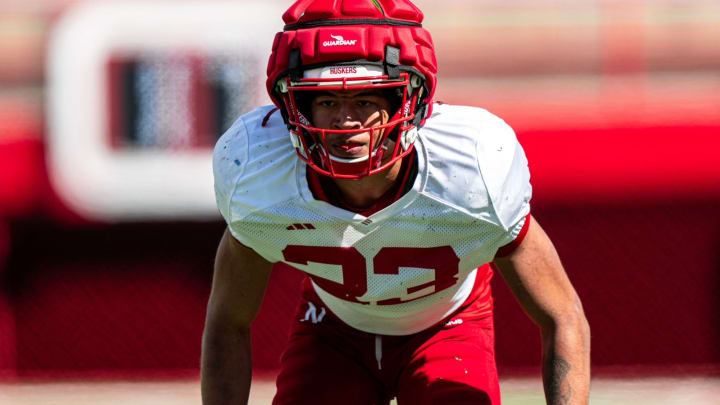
[283,245,460,305]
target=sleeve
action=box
[212,118,249,227]
[211,107,296,264]
[495,213,531,257]
[475,112,532,234]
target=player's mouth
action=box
[336,142,364,152]
[330,138,368,157]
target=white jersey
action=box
[213,103,532,336]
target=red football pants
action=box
[272,286,501,405]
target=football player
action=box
[202,1,590,404]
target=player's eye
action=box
[316,99,336,108]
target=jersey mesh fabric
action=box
[214,103,532,335]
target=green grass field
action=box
[0,376,717,404]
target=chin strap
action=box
[412,103,428,127]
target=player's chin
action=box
[329,146,370,160]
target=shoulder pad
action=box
[420,104,531,229]
[213,105,298,224]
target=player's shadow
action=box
[395,379,493,404]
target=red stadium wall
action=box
[494,199,720,373]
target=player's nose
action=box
[332,102,361,129]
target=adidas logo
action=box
[323,34,357,47]
[286,223,316,230]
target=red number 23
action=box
[282,245,459,305]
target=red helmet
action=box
[266,0,438,179]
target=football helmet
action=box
[266,0,438,179]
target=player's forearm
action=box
[201,324,253,405]
[541,315,591,405]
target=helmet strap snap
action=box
[384,45,401,79]
[288,49,303,82]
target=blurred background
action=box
[0,0,718,403]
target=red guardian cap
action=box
[266,0,438,179]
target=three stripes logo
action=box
[286,223,316,230]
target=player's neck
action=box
[331,158,404,210]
